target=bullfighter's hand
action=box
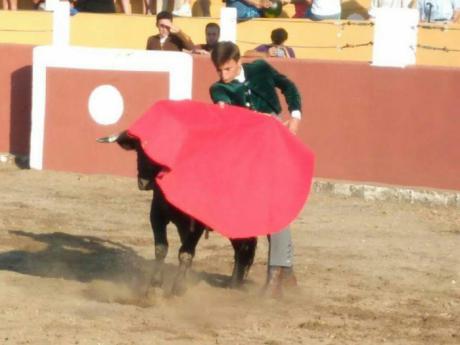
[284,118,300,135]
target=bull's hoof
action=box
[155,245,168,261]
[229,263,250,289]
[228,276,244,289]
[178,252,193,268]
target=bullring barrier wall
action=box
[0,43,459,191]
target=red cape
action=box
[128,100,315,238]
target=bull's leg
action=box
[229,237,257,288]
[150,193,169,287]
[171,219,205,296]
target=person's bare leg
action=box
[199,0,210,16]
[120,0,132,14]
[4,0,18,10]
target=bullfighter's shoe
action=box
[264,266,298,298]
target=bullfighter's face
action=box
[216,59,241,84]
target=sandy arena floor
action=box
[0,163,458,345]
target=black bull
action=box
[97,131,257,295]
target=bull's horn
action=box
[96,131,127,143]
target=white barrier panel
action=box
[372,8,419,68]
[30,46,193,170]
[220,8,237,43]
[52,1,70,46]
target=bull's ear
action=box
[96,131,138,150]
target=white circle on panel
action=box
[88,84,124,125]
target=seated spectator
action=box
[2,0,17,10]
[227,0,290,20]
[173,0,192,16]
[244,28,296,58]
[146,11,194,51]
[32,0,45,10]
[368,0,415,19]
[293,0,311,18]
[143,0,154,14]
[75,0,116,13]
[417,0,460,22]
[305,0,342,20]
[193,22,220,55]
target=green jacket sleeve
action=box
[210,83,232,105]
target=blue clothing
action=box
[226,0,262,19]
[418,0,460,21]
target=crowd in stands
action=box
[145,10,297,59]
[2,0,459,23]
[1,0,458,61]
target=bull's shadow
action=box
[0,230,240,291]
[0,230,150,285]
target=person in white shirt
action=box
[417,0,460,22]
[305,0,342,20]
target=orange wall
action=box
[0,44,32,155]
[1,44,459,191]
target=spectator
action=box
[119,0,132,14]
[74,0,116,13]
[193,22,220,55]
[305,0,342,20]
[244,28,296,58]
[368,0,416,18]
[417,0,460,22]
[173,0,192,16]
[146,11,194,51]
[293,0,311,18]
[33,0,78,12]
[2,0,17,10]
[226,0,290,20]
[143,0,154,14]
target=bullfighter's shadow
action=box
[0,230,242,294]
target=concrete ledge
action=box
[1,152,459,208]
[0,153,29,168]
[313,179,460,207]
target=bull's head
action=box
[97,131,160,191]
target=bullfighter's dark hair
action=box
[156,11,173,23]
[271,28,288,46]
[211,41,240,68]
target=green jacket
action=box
[209,59,301,115]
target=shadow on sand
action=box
[0,230,238,295]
